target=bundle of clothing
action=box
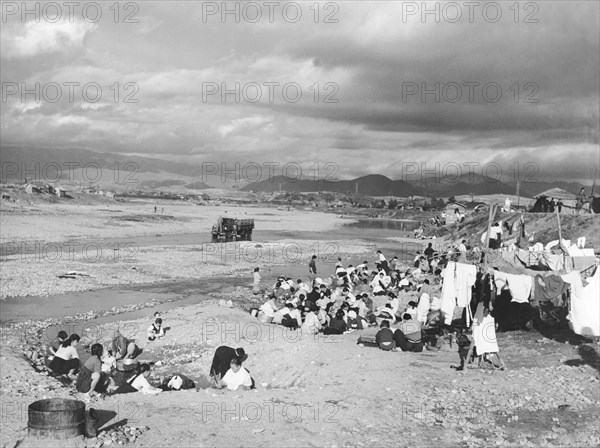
[159,373,196,391]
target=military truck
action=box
[211,217,255,242]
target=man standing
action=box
[376,250,389,273]
[577,188,586,214]
[308,255,317,285]
[424,243,435,262]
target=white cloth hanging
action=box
[563,269,600,337]
[494,271,532,303]
[441,262,457,325]
[440,262,476,325]
[455,263,477,307]
[472,302,499,354]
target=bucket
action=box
[257,312,273,324]
[28,399,85,439]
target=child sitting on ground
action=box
[101,347,116,373]
[375,320,396,351]
[147,318,164,341]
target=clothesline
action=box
[440,257,600,339]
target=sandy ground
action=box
[0,200,346,243]
[1,197,599,448]
[1,300,599,448]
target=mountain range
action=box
[0,146,594,198]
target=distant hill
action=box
[0,146,204,188]
[240,174,418,197]
[242,173,528,198]
[140,179,186,188]
[185,181,211,190]
[1,145,594,198]
[410,172,530,197]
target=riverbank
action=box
[1,298,599,448]
[1,198,600,447]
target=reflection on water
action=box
[343,219,419,232]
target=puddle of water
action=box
[343,219,420,232]
[0,289,170,323]
[0,278,247,325]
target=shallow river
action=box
[1,219,423,324]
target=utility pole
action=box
[516,181,520,207]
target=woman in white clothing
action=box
[114,363,162,395]
[215,358,254,391]
[259,295,279,318]
[301,306,322,335]
[48,334,81,379]
[417,293,431,325]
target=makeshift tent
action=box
[534,188,578,201]
[531,188,577,213]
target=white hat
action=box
[348,310,357,319]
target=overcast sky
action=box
[2,1,599,183]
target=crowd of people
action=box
[22,311,196,399]
[254,248,462,353]
[26,308,254,398]
[23,239,513,398]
